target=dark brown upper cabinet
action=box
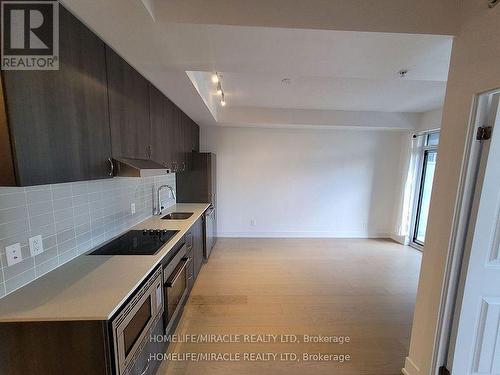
[0,7,112,186]
[149,84,172,167]
[149,83,201,173]
[106,47,151,160]
[192,119,200,153]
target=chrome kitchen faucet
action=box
[156,185,176,215]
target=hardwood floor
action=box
[157,238,422,375]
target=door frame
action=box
[432,88,500,374]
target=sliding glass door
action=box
[412,132,439,247]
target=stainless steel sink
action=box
[161,212,193,220]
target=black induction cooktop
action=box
[88,229,179,256]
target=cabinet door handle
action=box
[140,362,150,375]
[108,158,114,176]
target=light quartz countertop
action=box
[0,203,210,322]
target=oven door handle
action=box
[165,258,189,287]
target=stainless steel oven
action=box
[163,244,190,333]
[112,267,163,375]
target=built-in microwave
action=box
[111,266,163,375]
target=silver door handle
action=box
[108,158,114,176]
[166,258,188,287]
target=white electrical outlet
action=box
[6,243,22,266]
[29,235,44,257]
[131,203,136,214]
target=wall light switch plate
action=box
[131,203,136,215]
[29,235,44,257]
[6,243,22,266]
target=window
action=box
[412,131,439,248]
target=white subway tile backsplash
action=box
[3,257,34,281]
[75,223,90,236]
[26,189,52,204]
[0,192,27,209]
[72,183,88,196]
[52,185,72,200]
[34,246,57,265]
[54,208,73,223]
[72,194,88,207]
[0,174,176,298]
[28,201,53,217]
[29,213,54,230]
[59,248,78,263]
[0,219,29,239]
[0,206,28,224]
[56,229,75,244]
[35,223,56,238]
[42,235,57,249]
[35,257,58,278]
[52,197,73,211]
[5,269,35,293]
[55,218,75,232]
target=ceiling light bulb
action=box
[221,94,226,106]
[216,83,222,96]
[212,73,219,83]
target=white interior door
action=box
[451,95,500,374]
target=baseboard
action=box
[403,356,420,375]
[390,233,409,245]
[217,231,391,238]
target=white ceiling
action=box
[189,27,451,116]
[218,73,447,113]
[61,0,454,129]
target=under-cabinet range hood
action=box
[112,157,170,177]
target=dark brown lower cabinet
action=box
[184,217,204,284]
[0,218,206,375]
[0,320,112,375]
[192,217,204,279]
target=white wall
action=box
[201,126,406,238]
[417,108,443,132]
[404,2,500,374]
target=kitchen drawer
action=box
[186,249,194,290]
[185,231,193,251]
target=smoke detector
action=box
[398,69,409,79]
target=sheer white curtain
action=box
[393,133,425,243]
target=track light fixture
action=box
[212,72,226,106]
